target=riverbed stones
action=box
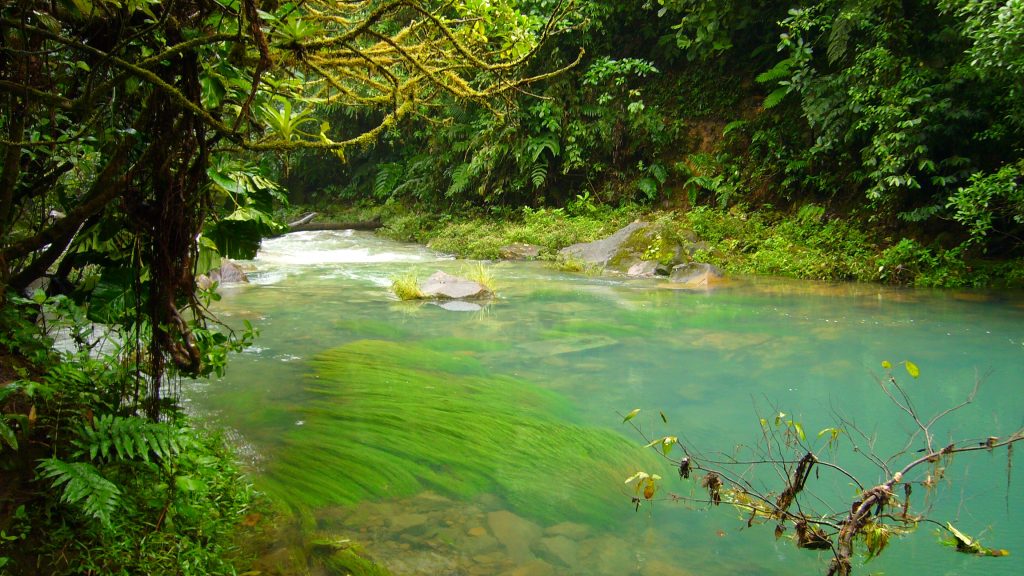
[419,270,492,300]
[487,510,541,563]
[539,534,579,566]
[199,260,250,288]
[544,521,591,540]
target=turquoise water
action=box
[189,231,1024,575]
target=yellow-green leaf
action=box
[622,408,641,423]
[881,360,892,369]
[905,360,920,379]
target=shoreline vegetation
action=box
[281,202,1024,290]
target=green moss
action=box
[257,339,656,526]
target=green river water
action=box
[188,230,1024,576]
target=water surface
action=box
[189,230,1024,575]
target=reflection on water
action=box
[190,231,1024,576]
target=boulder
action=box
[559,220,705,277]
[669,262,723,287]
[626,261,659,278]
[208,260,249,284]
[499,243,542,260]
[559,221,646,268]
[420,271,491,300]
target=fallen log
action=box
[283,220,383,234]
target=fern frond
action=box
[38,458,120,526]
[755,58,794,84]
[762,87,790,110]
[637,177,659,200]
[73,414,189,464]
[530,159,548,189]
[828,15,852,65]
[526,133,561,162]
[447,163,472,197]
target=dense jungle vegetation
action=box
[1,0,1022,574]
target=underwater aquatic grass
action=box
[256,339,657,526]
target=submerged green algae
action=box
[256,339,656,526]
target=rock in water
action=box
[669,262,723,287]
[205,260,250,284]
[420,271,491,299]
[487,510,541,564]
[499,243,542,260]
[558,221,647,268]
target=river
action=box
[187,230,1024,576]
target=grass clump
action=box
[459,261,496,291]
[390,270,424,300]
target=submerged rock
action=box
[420,271,491,300]
[488,510,541,564]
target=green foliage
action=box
[72,414,190,464]
[946,160,1024,247]
[420,205,638,260]
[38,459,122,526]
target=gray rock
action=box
[669,262,723,287]
[499,243,542,260]
[208,260,249,284]
[420,271,491,300]
[558,221,647,268]
[626,261,659,278]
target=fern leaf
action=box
[530,160,548,189]
[637,177,659,200]
[762,87,790,110]
[650,163,668,184]
[447,163,472,197]
[38,458,120,526]
[527,133,560,162]
[828,15,852,65]
[755,58,794,84]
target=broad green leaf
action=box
[905,360,920,379]
[622,408,641,423]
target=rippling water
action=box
[188,230,1024,576]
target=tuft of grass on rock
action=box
[391,271,424,300]
[460,261,496,292]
